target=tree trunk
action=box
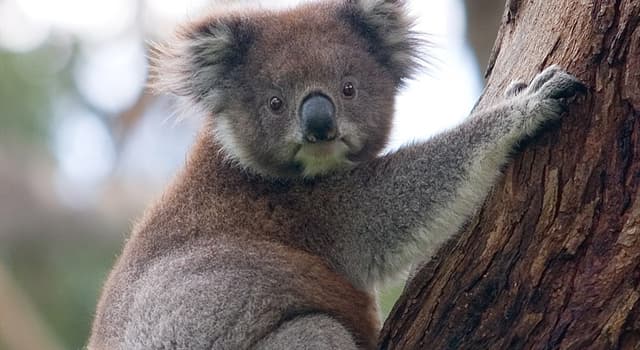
[380,0,640,349]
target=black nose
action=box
[300,94,337,143]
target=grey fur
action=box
[323,65,585,286]
[89,0,585,349]
[255,315,359,350]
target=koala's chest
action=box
[219,188,334,238]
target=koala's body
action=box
[89,1,584,349]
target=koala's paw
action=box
[508,65,586,135]
[504,80,528,98]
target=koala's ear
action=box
[339,0,424,86]
[149,17,254,99]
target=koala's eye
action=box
[269,96,284,112]
[342,82,356,98]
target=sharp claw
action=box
[574,80,588,94]
[505,81,528,98]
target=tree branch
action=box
[380,0,640,348]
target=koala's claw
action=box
[528,65,564,92]
[528,65,587,100]
[506,65,586,101]
[538,71,587,100]
[505,81,528,98]
[507,66,586,135]
[507,66,586,106]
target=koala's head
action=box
[152,0,423,178]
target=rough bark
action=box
[380,0,640,349]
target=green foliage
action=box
[1,240,120,349]
[379,283,405,319]
[0,43,75,145]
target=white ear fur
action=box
[344,0,425,85]
[148,21,239,99]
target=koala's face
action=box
[153,0,421,178]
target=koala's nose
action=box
[300,94,337,143]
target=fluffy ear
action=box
[339,0,424,86]
[149,17,254,100]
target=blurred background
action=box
[0,0,503,349]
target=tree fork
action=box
[380,0,640,349]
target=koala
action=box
[88,0,585,349]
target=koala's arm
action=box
[325,66,585,285]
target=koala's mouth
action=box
[298,140,346,157]
[293,139,353,177]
